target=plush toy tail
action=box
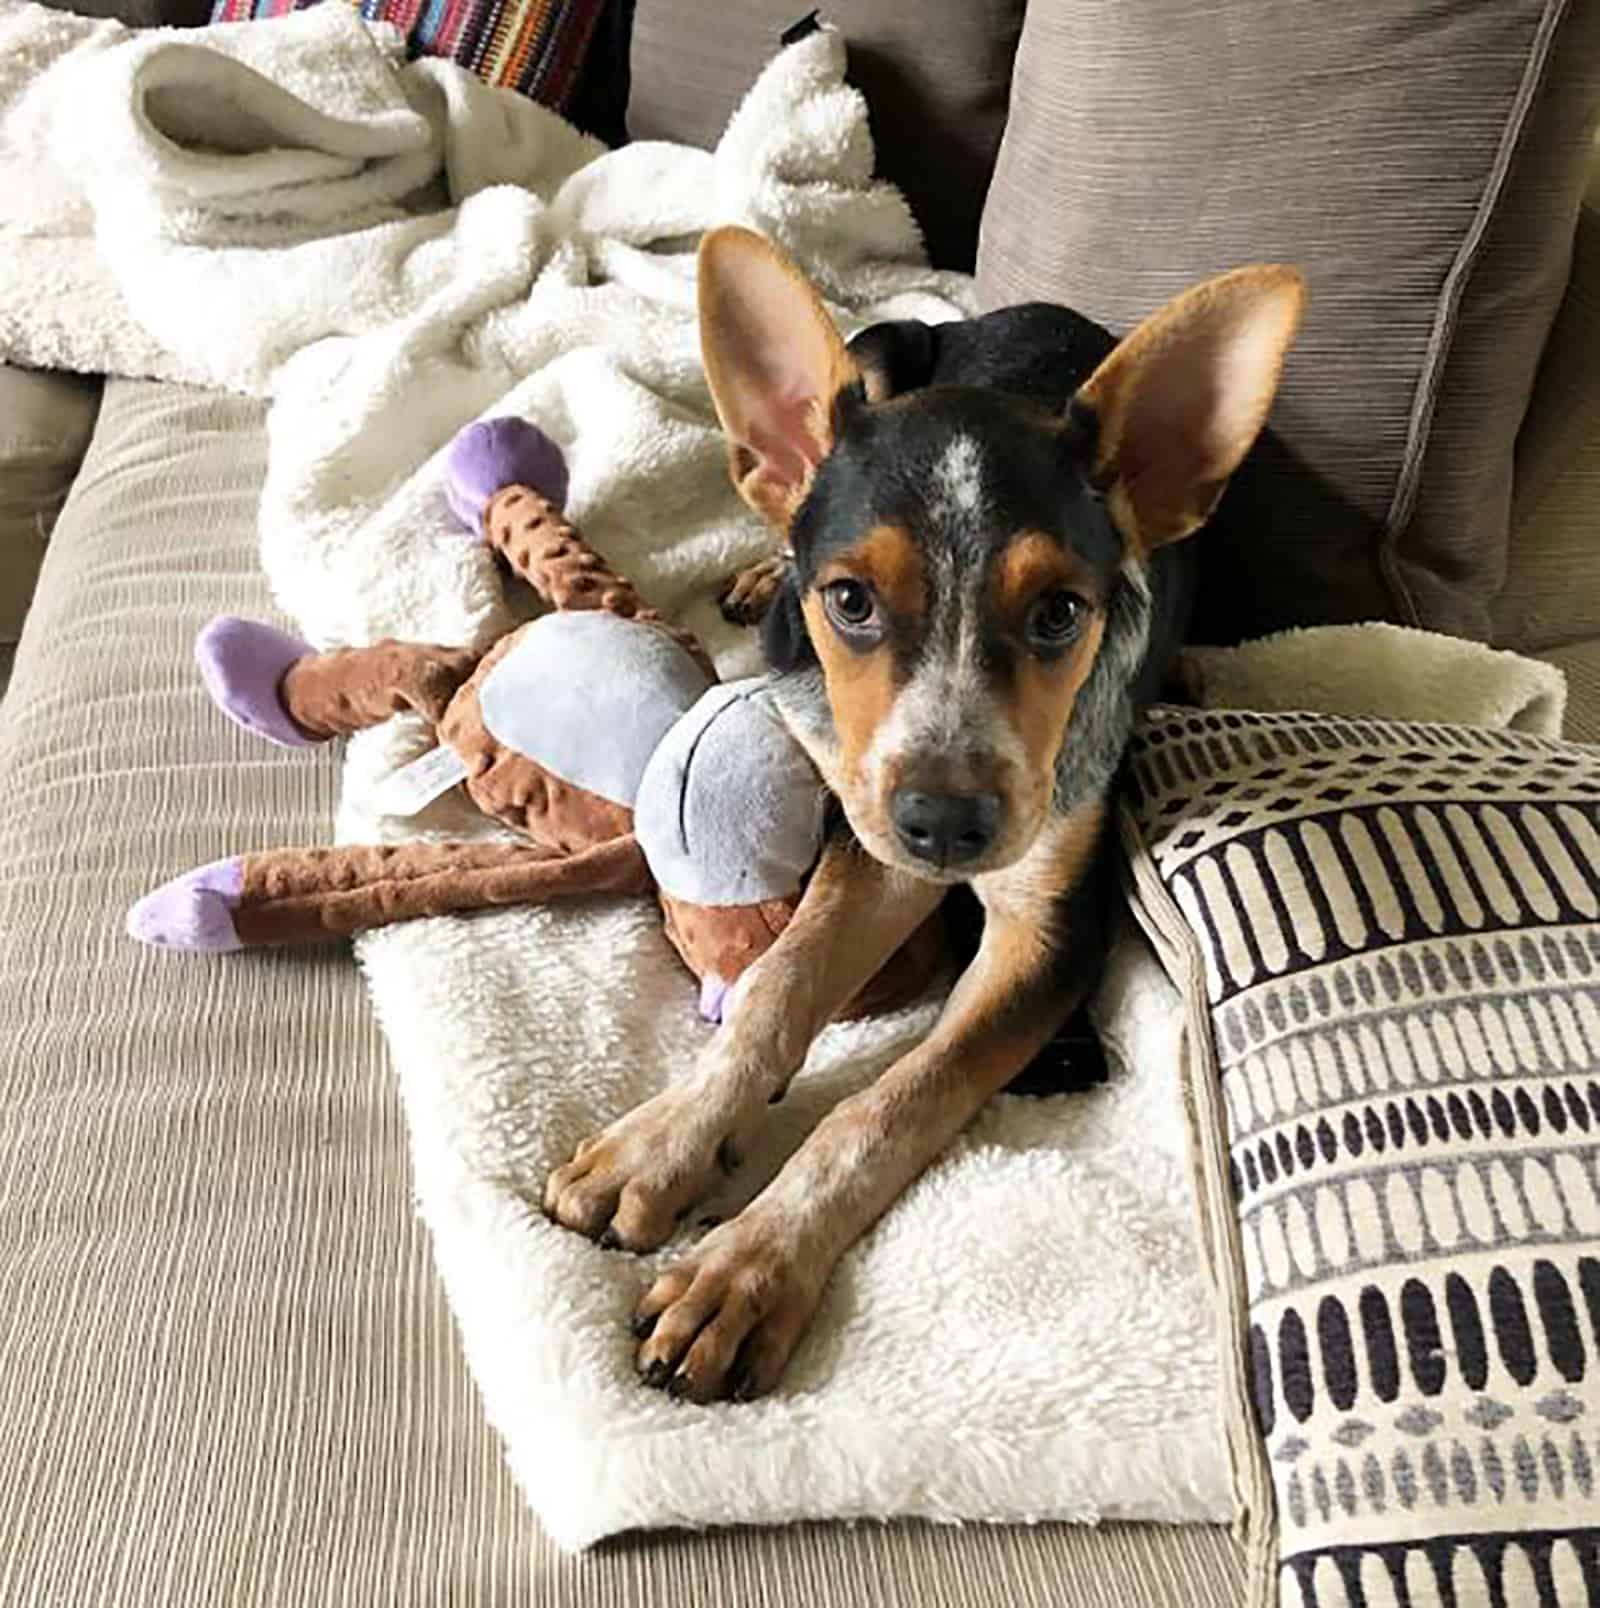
[128,836,652,951]
[197,617,481,747]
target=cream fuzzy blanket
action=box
[1184,622,1567,737]
[0,2,1566,1550]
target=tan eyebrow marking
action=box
[991,529,1100,630]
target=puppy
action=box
[544,228,1304,1403]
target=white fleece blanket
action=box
[0,4,1232,1546]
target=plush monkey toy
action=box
[127,417,938,1023]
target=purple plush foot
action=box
[195,616,320,749]
[444,417,569,536]
[126,858,245,952]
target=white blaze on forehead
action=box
[930,434,987,521]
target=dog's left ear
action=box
[698,226,862,529]
[1074,265,1307,549]
[848,319,938,403]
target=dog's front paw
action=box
[718,553,790,627]
[543,1089,737,1252]
[632,1209,825,1404]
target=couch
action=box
[1,10,1596,1605]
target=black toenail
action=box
[730,1369,756,1402]
[698,1214,722,1230]
[631,1311,658,1339]
[642,1360,672,1388]
[598,1227,623,1251]
[666,1372,691,1400]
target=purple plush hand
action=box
[127,857,245,952]
[195,615,320,748]
[444,417,569,536]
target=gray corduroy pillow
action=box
[979,1,1600,648]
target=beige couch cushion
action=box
[1538,637,1600,745]
[0,363,100,644]
[0,376,1242,1605]
[1498,152,1600,654]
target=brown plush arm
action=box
[233,836,651,945]
[482,485,716,679]
[280,642,481,738]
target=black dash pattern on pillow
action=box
[1124,707,1600,1608]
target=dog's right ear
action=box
[1074,265,1306,549]
[758,565,816,673]
[698,227,863,529]
[847,319,938,403]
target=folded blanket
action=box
[1183,621,1568,737]
[0,3,602,383]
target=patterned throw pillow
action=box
[1122,707,1600,1608]
[209,0,604,111]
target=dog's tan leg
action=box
[633,805,1107,1402]
[718,551,792,627]
[542,835,943,1252]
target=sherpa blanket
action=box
[0,1,1571,1550]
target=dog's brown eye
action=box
[1028,588,1086,648]
[822,579,878,633]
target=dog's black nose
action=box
[891,790,1001,867]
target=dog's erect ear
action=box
[1074,265,1306,549]
[699,226,862,528]
[848,319,939,403]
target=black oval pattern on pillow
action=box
[1579,1259,1600,1341]
[1446,1273,1489,1391]
[1318,1297,1357,1412]
[1270,1263,1600,1425]
[1534,1261,1585,1384]
[1360,1288,1400,1404]
[1401,1280,1447,1397]
[1280,1309,1314,1423]
[1490,1268,1538,1388]
[1251,1323,1276,1436]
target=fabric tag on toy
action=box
[373,745,469,817]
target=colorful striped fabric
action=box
[210,0,604,111]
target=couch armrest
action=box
[0,365,102,644]
[1497,148,1600,653]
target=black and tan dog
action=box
[544,227,1305,1403]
